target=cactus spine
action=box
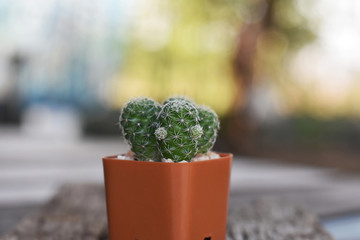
[119,97,161,161]
[155,99,203,162]
[162,96,194,105]
[197,106,220,154]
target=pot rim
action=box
[103,152,232,165]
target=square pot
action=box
[103,153,232,240]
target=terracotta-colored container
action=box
[103,153,232,240]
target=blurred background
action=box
[1,0,360,239]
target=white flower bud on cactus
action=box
[155,127,167,140]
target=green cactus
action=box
[119,96,220,162]
[119,97,161,161]
[197,105,220,154]
[155,99,203,162]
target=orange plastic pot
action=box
[103,153,232,240]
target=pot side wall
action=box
[103,153,232,240]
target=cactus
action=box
[119,97,161,161]
[119,96,220,162]
[155,99,203,162]
[196,105,220,154]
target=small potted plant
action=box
[103,96,232,240]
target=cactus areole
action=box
[119,96,220,162]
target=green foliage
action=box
[156,99,203,162]
[119,97,161,161]
[197,106,220,154]
[272,0,316,50]
[113,0,317,116]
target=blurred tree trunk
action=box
[220,0,274,154]
[0,53,24,124]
